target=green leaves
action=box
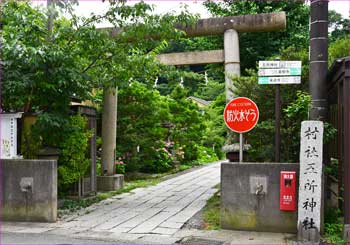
[58,115,92,193]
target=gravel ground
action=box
[183,209,206,229]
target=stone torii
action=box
[99,12,286,179]
[156,12,286,102]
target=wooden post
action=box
[275,84,281,162]
[344,77,350,229]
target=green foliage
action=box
[325,158,339,178]
[168,86,205,162]
[196,145,219,164]
[202,93,226,159]
[115,164,126,175]
[21,118,42,159]
[323,208,344,244]
[329,37,350,65]
[283,91,311,161]
[115,82,210,173]
[328,10,350,42]
[117,82,171,173]
[57,115,92,193]
[2,1,96,114]
[194,80,225,101]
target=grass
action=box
[202,186,221,230]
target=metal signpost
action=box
[258,60,302,162]
[224,97,259,162]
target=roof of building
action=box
[188,96,212,106]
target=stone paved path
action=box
[58,161,220,236]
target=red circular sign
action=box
[224,97,259,133]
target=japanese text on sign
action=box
[223,97,259,133]
[298,121,323,236]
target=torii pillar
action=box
[224,29,240,102]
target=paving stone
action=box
[107,232,144,241]
[0,226,27,233]
[117,207,164,228]
[12,227,55,233]
[152,227,178,235]
[107,226,133,233]
[43,228,81,236]
[128,211,176,234]
[159,221,184,229]
[92,211,140,230]
[135,234,179,244]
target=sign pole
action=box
[275,84,281,162]
[239,133,243,163]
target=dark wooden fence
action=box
[327,57,350,225]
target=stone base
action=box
[221,162,299,233]
[1,159,57,222]
[344,224,350,241]
[97,174,124,192]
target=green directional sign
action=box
[258,76,301,85]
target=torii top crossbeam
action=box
[98,12,286,38]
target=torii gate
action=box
[99,12,286,178]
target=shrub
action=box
[57,115,92,194]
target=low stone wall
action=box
[1,159,57,222]
[221,162,299,233]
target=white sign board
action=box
[258,68,301,76]
[258,76,301,85]
[259,60,302,69]
[0,113,22,159]
[298,121,324,242]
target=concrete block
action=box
[221,162,299,233]
[97,174,124,192]
[1,159,57,222]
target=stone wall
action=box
[221,162,299,233]
[1,159,57,222]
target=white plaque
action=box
[0,113,22,159]
[258,60,302,69]
[298,121,324,242]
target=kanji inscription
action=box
[298,121,324,240]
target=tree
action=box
[168,86,205,161]
[329,37,350,65]
[328,10,350,42]
[116,82,172,173]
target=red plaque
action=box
[280,171,297,211]
[223,97,259,133]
